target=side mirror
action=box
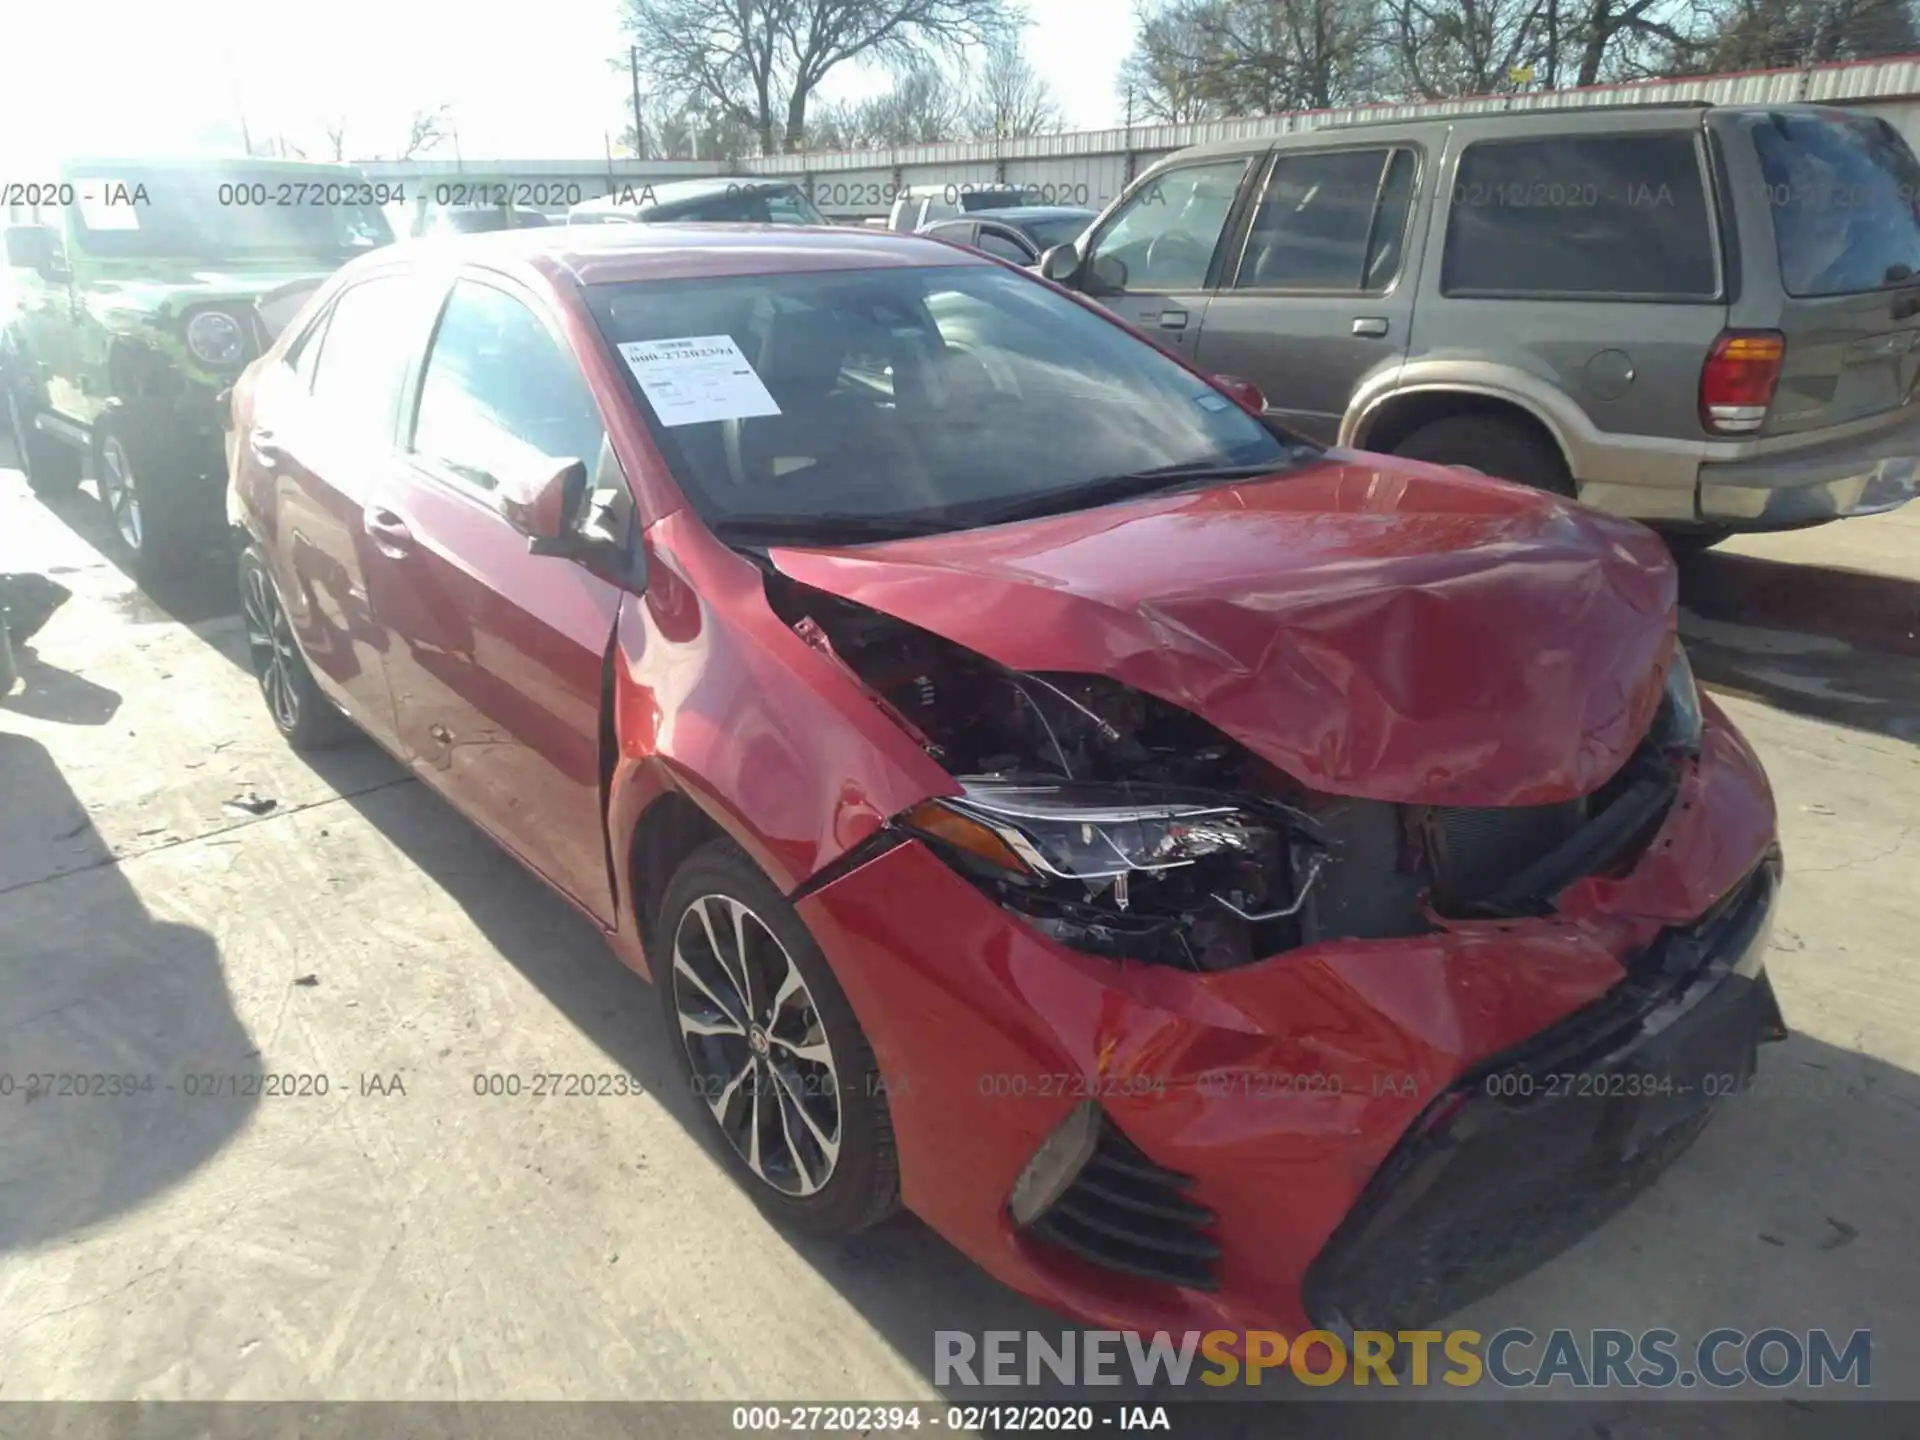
[4,225,64,281]
[1038,243,1081,284]
[1211,374,1267,414]
[499,456,589,550]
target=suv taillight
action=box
[1700,330,1784,435]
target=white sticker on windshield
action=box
[617,335,782,428]
[1194,392,1231,413]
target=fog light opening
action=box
[1007,1099,1103,1226]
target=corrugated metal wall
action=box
[742,55,1920,218]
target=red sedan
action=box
[228,224,1785,1340]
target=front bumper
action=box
[1697,411,1920,527]
[797,705,1780,1337]
[1304,850,1782,1334]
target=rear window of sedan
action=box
[582,263,1289,532]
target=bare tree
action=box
[1119,2,1228,120]
[1120,0,1380,121]
[853,60,972,144]
[1388,0,1551,97]
[323,119,349,162]
[967,39,1066,137]
[621,0,1017,154]
[397,105,452,160]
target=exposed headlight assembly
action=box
[185,308,249,367]
[906,781,1268,884]
[1653,642,1703,755]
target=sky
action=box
[0,0,1138,166]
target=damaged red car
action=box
[229,224,1786,1340]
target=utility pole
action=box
[630,46,646,158]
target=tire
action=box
[657,839,901,1238]
[237,544,357,751]
[1392,413,1575,498]
[4,378,81,498]
[95,420,200,584]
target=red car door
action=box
[363,272,627,924]
[248,272,440,747]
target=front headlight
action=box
[186,309,249,367]
[905,781,1269,883]
[1653,641,1704,754]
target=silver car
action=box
[1039,102,1920,546]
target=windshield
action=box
[585,262,1295,539]
[1754,112,1920,297]
[66,167,395,261]
[1022,215,1093,251]
[646,185,827,226]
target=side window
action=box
[308,275,422,442]
[411,279,607,497]
[974,227,1034,264]
[1442,134,1717,298]
[1085,158,1251,293]
[1234,148,1415,291]
[924,220,976,244]
[285,305,333,389]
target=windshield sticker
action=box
[617,335,782,427]
[1194,392,1231,412]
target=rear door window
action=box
[308,274,424,443]
[1753,111,1920,297]
[1442,134,1718,299]
[1235,148,1416,291]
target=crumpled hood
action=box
[770,453,1678,807]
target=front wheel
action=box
[657,840,901,1237]
[238,544,356,751]
[96,423,200,583]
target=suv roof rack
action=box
[1312,97,1720,131]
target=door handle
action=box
[1352,317,1389,338]
[364,507,415,557]
[1159,309,1189,330]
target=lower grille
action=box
[1023,1118,1221,1291]
[1304,856,1780,1333]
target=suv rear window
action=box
[1442,134,1717,299]
[1753,111,1920,297]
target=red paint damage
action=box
[770,453,1679,807]
[797,698,1775,1335]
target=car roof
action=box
[387,222,995,287]
[1160,100,1858,163]
[956,206,1097,223]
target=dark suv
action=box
[1039,102,1920,545]
[2,157,394,578]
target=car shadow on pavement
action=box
[0,732,260,1256]
[1684,610,1920,746]
[0,642,122,725]
[20,474,240,632]
[291,744,1920,1429]
[1679,551,1920,661]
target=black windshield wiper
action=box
[707,512,960,546]
[960,458,1295,529]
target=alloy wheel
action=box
[672,893,843,1197]
[99,435,143,551]
[241,562,302,733]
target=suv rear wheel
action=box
[5,381,81,498]
[1392,413,1575,499]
